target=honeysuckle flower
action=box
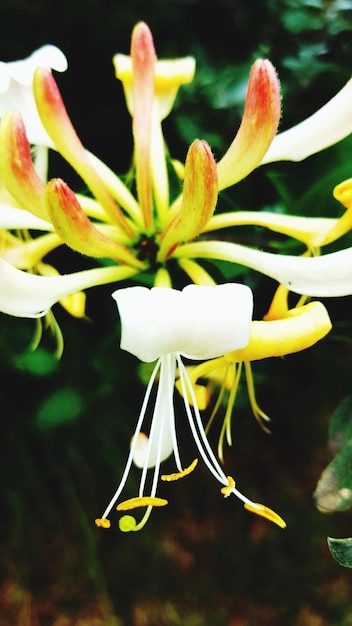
[1,21,352,329]
[95,283,286,532]
[184,286,332,460]
[0,22,273,321]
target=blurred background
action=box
[1,0,352,624]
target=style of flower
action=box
[95,283,288,532]
[1,22,352,321]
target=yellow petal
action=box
[0,111,48,220]
[159,139,218,259]
[33,67,134,237]
[45,178,144,268]
[225,301,332,362]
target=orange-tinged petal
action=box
[45,178,144,268]
[33,67,134,237]
[159,139,218,259]
[0,111,47,219]
[217,59,281,190]
[130,22,156,229]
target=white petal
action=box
[0,45,67,146]
[0,259,136,317]
[2,45,67,88]
[0,204,53,230]
[0,62,10,92]
[181,241,352,297]
[261,78,352,163]
[113,283,253,362]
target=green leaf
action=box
[314,395,352,512]
[327,537,352,568]
[35,388,83,430]
[12,348,58,377]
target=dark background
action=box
[1,1,352,624]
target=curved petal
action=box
[0,204,52,230]
[174,241,352,297]
[45,178,144,268]
[113,283,253,363]
[217,59,281,190]
[33,68,135,237]
[225,301,332,362]
[0,45,67,89]
[261,78,352,164]
[0,45,68,146]
[159,140,218,259]
[0,259,140,318]
[204,209,338,249]
[0,111,48,219]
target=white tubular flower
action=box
[116,283,252,362]
[95,284,286,532]
[0,44,67,146]
[0,258,140,318]
[261,78,352,164]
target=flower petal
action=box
[45,178,144,268]
[0,45,67,146]
[225,301,332,362]
[113,283,253,363]
[0,259,140,318]
[261,78,352,163]
[129,22,156,229]
[217,59,281,190]
[33,67,134,237]
[0,204,52,230]
[0,45,67,88]
[175,241,352,297]
[159,140,218,259]
[204,210,340,249]
[0,111,48,219]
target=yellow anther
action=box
[95,517,111,529]
[161,458,198,482]
[243,502,286,528]
[221,476,236,498]
[116,496,168,511]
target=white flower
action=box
[95,284,286,532]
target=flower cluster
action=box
[1,22,351,531]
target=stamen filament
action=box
[218,362,242,461]
[244,361,271,432]
[176,355,228,486]
[100,358,162,520]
